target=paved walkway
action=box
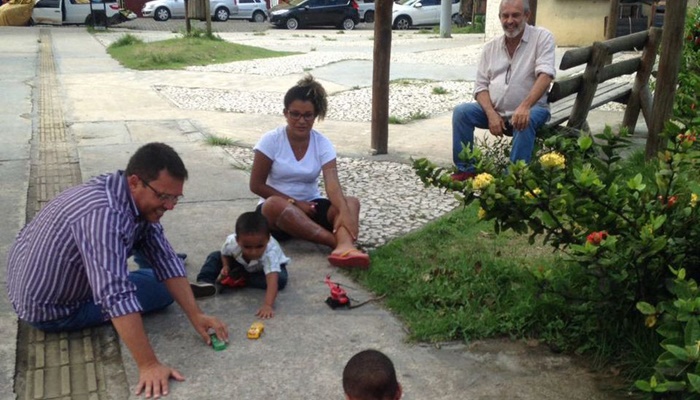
[0,25,636,399]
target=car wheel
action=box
[285,17,299,30]
[214,7,229,21]
[364,10,374,23]
[341,17,355,30]
[154,6,170,21]
[393,15,410,30]
[252,10,265,22]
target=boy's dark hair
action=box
[283,75,328,120]
[235,212,270,237]
[125,142,188,183]
[343,349,399,400]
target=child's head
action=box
[235,212,271,262]
[343,349,402,400]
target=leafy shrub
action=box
[415,125,699,357]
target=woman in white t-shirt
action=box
[250,75,369,269]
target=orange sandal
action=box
[328,250,370,269]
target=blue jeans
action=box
[452,102,551,172]
[30,253,174,333]
[196,251,288,290]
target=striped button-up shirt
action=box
[6,171,186,323]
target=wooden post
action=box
[645,0,687,159]
[567,41,609,130]
[623,27,661,134]
[371,0,393,155]
[205,0,212,35]
[185,0,191,34]
[605,0,620,40]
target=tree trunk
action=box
[371,0,393,155]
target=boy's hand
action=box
[256,304,275,319]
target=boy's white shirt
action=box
[220,234,290,275]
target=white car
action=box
[142,0,237,21]
[230,0,267,22]
[392,0,459,30]
[357,0,373,23]
[31,0,124,25]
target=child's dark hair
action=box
[343,349,399,400]
[283,75,328,120]
[235,212,270,237]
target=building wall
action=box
[536,0,610,46]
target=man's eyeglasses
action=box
[505,63,512,85]
[286,111,316,121]
[139,177,183,205]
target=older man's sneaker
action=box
[450,171,476,182]
[190,282,216,299]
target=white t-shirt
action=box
[253,125,336,203]
[220,234,290,275]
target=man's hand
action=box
[192,314,229,345]
[256,304,275,319]
[486,112,506,137]
[511,104,532,131]
[135,362,184,399]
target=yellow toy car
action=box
[247,322,264,340]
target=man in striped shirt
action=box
[7,142,229,398]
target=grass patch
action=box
[432,86,449,95]
[388,115,404,124]
[107,34,296,70]
[349,205,561,343]
[110,33,144,48]
[205,135,235,146]
[407,111,429,121]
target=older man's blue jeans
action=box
[452,102,551,173]
[29,253,174,333]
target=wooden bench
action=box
[545,28,662,134]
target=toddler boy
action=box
[191,212,289,319]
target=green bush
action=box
[415,125,700,355]
[636,267,700,397]
[412,6,700,389]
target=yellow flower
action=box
[645,315,657,328]
[472,173,495,190]
[478,208,487,220]
[524,188,541,199]
[691,193,698,208]
[539,152,566,169]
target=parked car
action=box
[141,0,237,21]
[269,0,359,30]
[357,0,373,22]
[391,0,459,30]
[31,0,129,25]
[230,0,267,22]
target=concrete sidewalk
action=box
[0,26,635,400]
